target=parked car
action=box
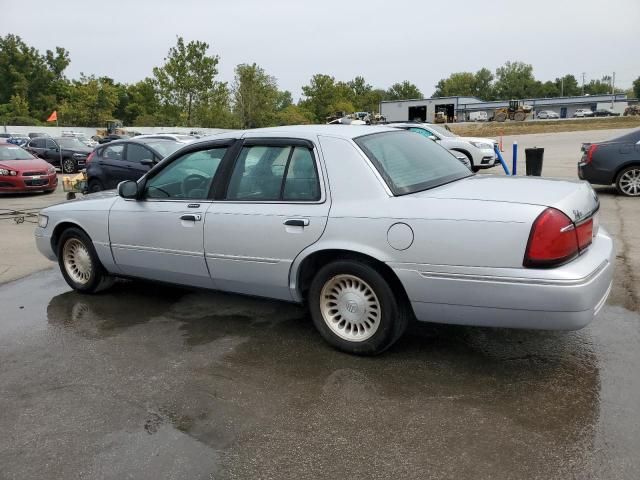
[86,138,185,192]
[592,108,620,117]
[6,135,30,147]
[35,125,613,355]
[98,134,130,144]
[389,122,497,172]
[135,133,196,142]
[537,110,559,119]
[578,128,640,196]
[0,143,58,193]
[573,109,594,118]
[28,132,51,139]
[61,131,99,148]
[25,136,92,173]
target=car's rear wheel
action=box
[57,227,114,293]
[308,260,409,355]
[88,179,103,193]
[62,158,77,174]
[616,166,640,197]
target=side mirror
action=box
[117,180,139,199]
[140,159,154,167]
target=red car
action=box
[0,142,58,193]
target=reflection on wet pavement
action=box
[0,270,639,479]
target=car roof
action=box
[197,125,397,143]
[98,137,180,147]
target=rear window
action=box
[144,140,183,158]
[354,131,472,195]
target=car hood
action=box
[0,158,49,172]
[459,136,497,146]
[414,175,599,223]
[0,158,53,171]
[62,146,92,155]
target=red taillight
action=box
[86,151,95,164]
[575,217,593,251]
[585,144,598,164]
[524,208,579,268]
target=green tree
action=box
[0,34,70,120]
[300,74,340,121]
[275,105,315,125]
[153,36,221,126]
[194,82,235,128]
[494,61,538,99]
[59,75,119,126]
[584,77,615,95]
[276,90,293,111]
[433,72,477,97]
[633,76,640,99]
[554,74,580,96]
[474,68,495,100]
[232,63,279,128]
[385,81,422,100]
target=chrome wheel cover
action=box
[320,274,381,342]
[619,168,640,196]
[63,238,92,285]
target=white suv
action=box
[390,123,497,172]
[573,109,594,118]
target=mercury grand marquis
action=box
[35,125,614,355]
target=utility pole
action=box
[581,72,586,96]
[611,72,616,108]
[561,77,564,97]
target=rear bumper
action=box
[578,161,613,185]
[391,228,614,330]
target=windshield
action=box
[426,124,456,138]
[355,131,473,195]
[0,145,35,160]
[144,140,184,157]
[56,137,86,149]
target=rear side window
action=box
[29,138,44,148]
[226,145,320,201]
[126,144,153,163]
[102,144,124,160]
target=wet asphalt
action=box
[1,269,639,479]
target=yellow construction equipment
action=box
[493,100,533,122]
[433,111,447,124]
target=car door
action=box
[123,143,155,182]
[204,136,330,301]
[97,143,127,188]
[42,138,58,164]
[109,142,232,288]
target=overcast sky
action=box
[5,0,639,99]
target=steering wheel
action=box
[182,173,208,197]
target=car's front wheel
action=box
[615,166,640,197]
[308,260,409,355]
[62,157,77,174]
[88,179,103,193]
[57,227,115,293]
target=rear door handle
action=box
[284,218,310,227]
[180,214,202,222]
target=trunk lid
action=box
[415,175,599,223]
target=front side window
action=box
[145,147,227,200]
[355,131,472,195]
[226,145,320,201]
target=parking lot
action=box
[1,128,639,479]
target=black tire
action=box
[62,157,77,174]
[88,179,103,193]
[308,260,409,355]
[615,166,640,197]
[57,227,115,293]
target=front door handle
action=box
[284,218,310,227]
[180,214,202,222]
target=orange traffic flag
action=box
[46,110,58,122]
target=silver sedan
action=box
[35,125,614,355]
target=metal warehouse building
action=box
[380,93,629,122]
